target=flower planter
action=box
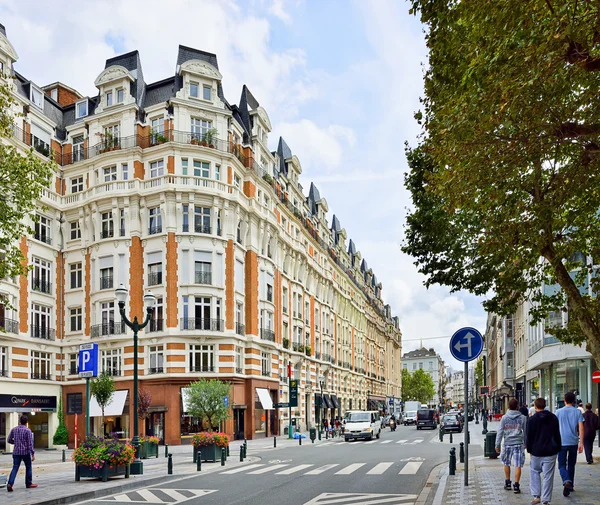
[139,442,159,459]
[75,464,130,482]
[193,443,218,463]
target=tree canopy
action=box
[91,373,115,434]
[0,80,55,286]
[402,368,436,404]
[404,0,600,364]
[184,379,231,431]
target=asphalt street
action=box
[77,422,482,505]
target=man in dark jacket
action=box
[519,404,529,417]
[526,398,561,505]
[583,402,599,464]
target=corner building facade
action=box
[0,26,402,448]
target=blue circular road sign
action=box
[449,327,484,363]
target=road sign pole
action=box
[85,377,90,437]
[464,360,469,486]
[288,375,293,439]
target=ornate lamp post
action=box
[318,374,325,430]
[115,283,156,475]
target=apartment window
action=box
[418,362,423,369]
[215,164,220,181]
[282,287,288,313]
[412,363,417,371]
[149,345,164,374]
[32,257,52,294]
[150,160,164,178]
[101,211,114,239]
[182,158,188,176]
[120,209,126,236]
[31,304,52,340]
[69,353,78,374]
[261,352,271,377]
[76,100,87,119]
[193,160,210,178]
[235,346,243,373]
[148,262,163,286]
[149,207,162,234]
[31,351,51,380]
[203,85,211,100]
[190,81,199,98]
[116,89,124,103]
[70,307,82,332]
[31,86,43,108]
[103,166,117,182]
[305,302,310,323]
[182,204,189,232]
[70,262,82,289]
[50,88,57,100]
[70,221,81,240]
[151,117,164,136]
[34,215,51,244]
[191,118,212,139]
[104,124,120,140]
[216,210,222,236]
[101,349,121,376]
[122,163,128,180]
[100,267,113,290]
[195,261,212,285]
[234,174,241,189]
[194,206,211,233]
[71,176,84,194]
[429,361,434,370]
[267,283,273,303]
[189,344,214,372]
[72,135,85,162]
[237,222,242,244]
[106,91,113,106]
[150,297,164,332]
[0,346,7,376]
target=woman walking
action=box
[583,403,599,464]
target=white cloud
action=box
[268,0,292,24]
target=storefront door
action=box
[0,413,6,452]
[30,413,49,448]
[146,413,165,443]
[233,408,245,440]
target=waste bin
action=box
[310,428,316,442]
[484,431,498,458]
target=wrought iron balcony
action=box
[194,271,212,285]
[90,322,126,338]
[194,224,211,234]
[31,325,55,340]
[148,225,163,235]
[0,318,19,334]
[100,229,114,239]
[31,372,51,380]
[235,367,243,374]
[0,369,8,377]
[148,367,164,375]
[189,365,215,373]
[180,318,224,332]
[260,328,275,342]
[31,277,52,294]
[34,233,52,245]
[235,322,245,336]
[148,272,163,286]
[103,369,121,376]
[261,370,271,377]
[100,275,113,290]
[69,365,78,375]
[147,319,163,332]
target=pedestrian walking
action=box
[495,398,527,494]
[6,415,37,492]
[583,402,599,464]
[529,402,536,417]
[520,404,529,417]
[526,397,561,505]
[555,391,584,496]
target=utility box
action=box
[310,428,316,441]
[484,431,498,458]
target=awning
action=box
[314,394,322,408]
[256,388,273,410]
[89,390,128,417]
[322,394,333,409]
[330,395,340,409]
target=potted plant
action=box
[192,432,217,462]
[204,128,218,148]
[73,435,134,482]
[52,397,69,449]
[305,345,312,357]
[139,435,160,459]
[283,337,290,349]
[263,173,273,184]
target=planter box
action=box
[193,443,218,463]
[75,464,130,482]
[139,442,159,459]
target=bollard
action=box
[193,446,197,464]
[62,449,66,462]
[439,428,444,442]
[227,445,230,457]
[326,429,329,440]
[460,442,465,463]
[240,447,244,462]
[274,436,277,448]
[449,448,456,475]
[197,452,202,471]
[318,430,321,441]
[221,448,226,466]
[450,433,453,444]
[165,444,169,458]
[299,434,302,445]
[242,444,246,459]
[168,453,173,475]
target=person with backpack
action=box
[555,391,584,496]
[495,398,528,494]
[526,397,561,505]
[583,402,599,464]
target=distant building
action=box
[451,371,465,406]
[402,348,445,407]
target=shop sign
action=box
[0,394,57,412]
[289,380,298,407]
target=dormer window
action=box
[203,85,211,101]
[50,88,57,101]
[76,100,88,119]
[106,91,113,106]
[117,89,124,103]
[190,82,199,98]
[30,86,43,108]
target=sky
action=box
[0,0,487,370]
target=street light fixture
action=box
[318,374,325,429]
[115,283,156,475]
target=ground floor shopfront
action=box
[0,381,61,452]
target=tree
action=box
[138,389,152,421]
[401,368,413,402]
[52,396,68,446]
[0,80,55,289]
[90,373,115,436]
[401,369,436,404]
[405,1,600,366]
[184,379,230,431]
[474,357,484,389]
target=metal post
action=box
[464,361,469,486]
[62,449,66,462]
[439,428,444,442]
[450,432,453,443]
[449,447,456,475]
[221,448,225,466]
[227,445,230,457]
[240,447,244,462]
[288,362,293,439]
[274,436,276,448]
[318,430,321,441]
[85,377,90,437]
[165,444,168,458]
[132,325,141,474]
[459,442,465,463]
[197,452,202,471]
[167,454,173,474]
[299,434,302,445]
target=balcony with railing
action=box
[0,318,19,334]
[260,328,275,342]
[102,369,122,376]
[235,367,244,374]
[69,365,78,375]
[148,272,163,286]
[235,322,245,336]
[90,321,126,338]
[261,369,271,377]
[100,275,113,290]
[148,225,163,235]
[180,318,224,332]
[31,372,51,380]
[190,365,215,373]
[31,325,55,340]
[33,232,52,245]
[148,367,164,375]
[194,271,212,285]
[147,319,163,332]
[292,342,305,353]
[0,369,8,377]
[322,353,331,362]
[31,277,52,294]
[315,351,321,360]
[100,228,114,239]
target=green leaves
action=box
[184,379,231,431]
[402,368,436,404]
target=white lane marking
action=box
[160,489,188,501]
[364,440,377,444]
[302,492,419,505]
[380,440,392,444]
[305,464,340,475]
[136,490,163,503]
[335,463,366,475]
[396,439,408,444]
[221,463,265,474]
[110,495,132,503]
[248,464,290,474]
[366,462,394,475]
[399,461,423,474]
[276,464,314,475]
[410,439,424,445]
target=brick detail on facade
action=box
[165,232,178,328]
[310,296,315,351]
[12,372,28,379]
[18,237,28,333]
[275,270,282,344]
[134,160,144,180]
[244,250,258,336]
[167,155,175,174]
[56,252,65,339]
[167,342,185,350]
[11,347,28,356]
[129,236,144,321]
[225,240,235,330]
[137,124,150,149]
[243,180,256,198]
[85,251,91,336]
[51,140,63,171]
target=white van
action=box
[343,410,381,441]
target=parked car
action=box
[441,414,462,433]
[403,411,417,425]
[416,408,437,430]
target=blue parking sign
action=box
[224,396,229,407]
[78,343,99,378]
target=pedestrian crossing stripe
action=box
[100,488,216,504]
[316,438,424,447]
[303,492,418,505]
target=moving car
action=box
[343,410,381,441]
[416,408,437,430]
[441,414,462,433]
[403,411,417,425]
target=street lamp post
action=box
[318,374,325,432]
[115,283,156,476]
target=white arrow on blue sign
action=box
[449,327,484,363]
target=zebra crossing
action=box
[217,459,425,477]
[98,488,216,504]
[303,492,418,505]
[316,438,424,447]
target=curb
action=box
[25,456,261,505]
[417,461,447,505]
